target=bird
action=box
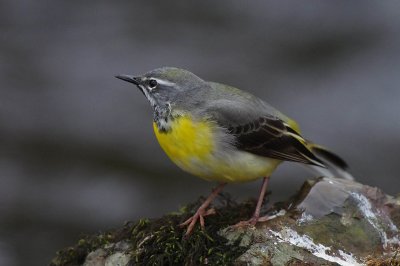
[115,67,353,236]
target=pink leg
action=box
[251,176,270,223]
[234,176,270,227]
[180,182,226,236]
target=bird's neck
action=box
[153,104,173,133]
[153,104,188,133]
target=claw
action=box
[179,183,226,236]
[179,217,193,227]
[180,206,217,235]
[199,214,205,229]
[257,215,270,222]
[232,215,269,228]
[204,208,216,216]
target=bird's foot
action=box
[180,207,216,236]
[232,215,270,228]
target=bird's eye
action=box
[149,79,158,89]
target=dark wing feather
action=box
[227,116,325,167]
[201,96,324,167]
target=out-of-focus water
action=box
[1,1,400,265]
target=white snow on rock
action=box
[269,227,362,266]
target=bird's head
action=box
[116,67,204,109]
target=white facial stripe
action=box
[152,78,176,87]
[139,84,157,107]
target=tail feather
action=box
[310,144,348,170]
[307,143,354,180]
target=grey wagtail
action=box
[116,67,353,236]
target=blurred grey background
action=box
[1,1,400,265]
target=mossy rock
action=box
[50,177,400,266]
[50,196,254,266]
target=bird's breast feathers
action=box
[153,115,281,183]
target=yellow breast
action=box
[153,115,282,183]
[153,116,214,168]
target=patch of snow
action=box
[270,227,362,266]
[351,192,400,248]
[338,250,362,266]
[297,212,314,225]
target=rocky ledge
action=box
[50,177,400,265]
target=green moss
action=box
[50,235,105,265]
[50,194,254,266]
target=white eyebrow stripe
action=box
[152,78,176,87]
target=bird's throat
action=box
[153,104,172,132]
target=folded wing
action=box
[203,98,325,167]
[227,116,326,167]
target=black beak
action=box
[115,74,140,85]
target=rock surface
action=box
[50,177,400,265]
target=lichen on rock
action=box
[224,177,400,265]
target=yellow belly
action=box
[153,116,281,183]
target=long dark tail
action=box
[308,143,354,180]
